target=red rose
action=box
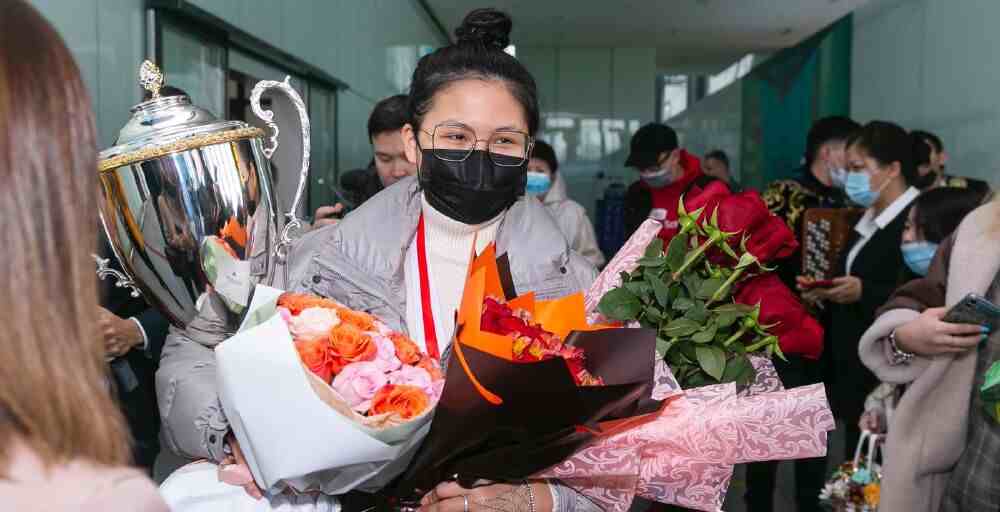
[744,215,799,263]
[481,298,549,341]
[716,190,772,237]
[689,190,797,265]
[683,180,732,222]
[734,274,824,360]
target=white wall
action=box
[28,0,446,172]
[519,47,657,217]
[670,81,743,182]
[852,0,1000,185]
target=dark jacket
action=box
[339,166,383,209]
[99,237,169,471]
[825,204,917,423]
[939,173,992,201]
[623,172,716,240]
[763,165,853,291]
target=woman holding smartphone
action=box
[859,196,999,511]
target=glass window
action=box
[160,22,225,117]
[661,75,688,121]
[707,54,755,95]
[309,85,338,212]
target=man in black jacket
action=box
[99,238,169,473]
[313,94,416,228]
[911,129,992,199]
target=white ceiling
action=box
[424,0,870,73]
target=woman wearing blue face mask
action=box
[797,121,922,462]
[527,140,605,268]
[900,187,984,276]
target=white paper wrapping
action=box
[160,461,341,511]
[215,286,431,495]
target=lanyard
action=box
[416,214,440,360]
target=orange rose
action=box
[416,356,444,381]
[338,308,376,332]
[329,323,377,374]
[295,339,334,383]
[220,216,248,248]
[389,333,422,365]
[278,292,340,315]
[371,384,430,419]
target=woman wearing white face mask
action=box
[797,120,922,462]
[526,140,605,268]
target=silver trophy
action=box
[96,61,310,328]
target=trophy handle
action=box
[249,76,311,261]
[93,253,142,298]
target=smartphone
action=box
[943,293,1000,331]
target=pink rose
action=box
[372,335,402,373]
[288,306,340,342]
[277,306,293,324]
[331,361,387,413]
[387,365,434,399]
[431,379,444,402]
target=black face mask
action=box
[419,149,526,225]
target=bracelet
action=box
[888,329,915,365]
[524,481,536,512]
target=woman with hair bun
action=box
[159,7,599,511]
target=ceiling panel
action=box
[425,0,869,72]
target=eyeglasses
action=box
[420,122,533,167]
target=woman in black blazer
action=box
[800,121,921,459]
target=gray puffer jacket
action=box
[156,176,598,463]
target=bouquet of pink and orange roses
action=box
[279,292,444,422]
[214,286,443,496]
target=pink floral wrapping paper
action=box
[540,383,835,511]
[585,219,664,319]
[573,217,834,511]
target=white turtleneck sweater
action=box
[404,195,502,351]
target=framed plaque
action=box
[801,208,864,280]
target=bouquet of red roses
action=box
[598,181,824,389]
[393,245,659,498]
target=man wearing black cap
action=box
[623,123,719,241]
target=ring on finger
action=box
[463,495,469,512]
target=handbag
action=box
[819,430,882,511]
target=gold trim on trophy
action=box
[98,127,266,172]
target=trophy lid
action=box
[98,61,263,172]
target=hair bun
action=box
[455,8,512,50]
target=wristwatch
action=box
[888,328,915,365]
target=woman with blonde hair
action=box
[0,2,167,510]
[859,194,999,511]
